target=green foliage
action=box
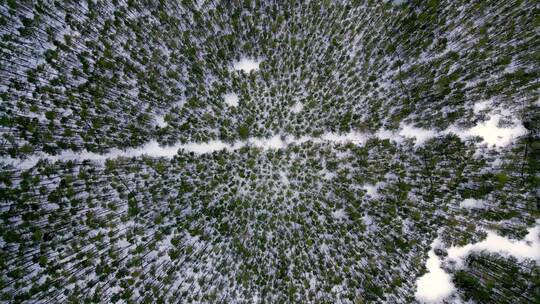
[238,125,249,139]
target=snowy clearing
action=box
[232,58,261,72]
[415,238,455,304]
[446,222,540,268]
[223,93,239,107]
[291,101,304,113]
[459,198,487,209]
[2,116,528,170]
[399,124,438,146]
[415,221,540,303]
[399,114,526,148]
[154,114,168,127]
[448,114,527,147]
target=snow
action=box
[1,133,360,169]
[399,124,438,146]
[154,115,168,127]
[363,184,379,197]
[181,140,232,154]
[375,128,400,141]
[362,214,376,232]
[395,113,526,148]
[279,171,289,185]
[249,135,287,150]
[384,0,406,4]
[1,115,526,169]
[446,114,526,147]
[320,131,369,144]
[223,93,239,107]
[291,101,304,113]
[446,101,527,147]
[331,209,347,221]
[473,100,490,114]
[458,114,526,147]
[446,221,540,268]
[232,58,261,72]
[43,203,60,211]
[322,170,336,180]
[415,238,456,304]
[459,198,486,209]
[415,221,540,303]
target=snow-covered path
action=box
[1,132,371,169]
[1,115,527,170]
[415,222,540,303]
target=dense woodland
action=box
[0,0,539,303]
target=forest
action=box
[0,0,539,303]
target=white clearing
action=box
[154,114,168,127]
[232,58,261,72]
[459,198,487,209]
[473,100,491,113]
[415,238,455,304]
[291,101,304,113]
[399,124,438,146]
[331,209,347,221]
[450,114,527,147]
[2,115,526,170]
[415,221,540,303]
[223,93,239,107]
[446,222,540,268]
[363,184,379,198]
[398,113,526,148]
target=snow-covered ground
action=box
[446,222,540,268]
[399,124,438,146]
[2,113,528,170]
[223,93,239,107]
[154,114,168,127]
[459,198,487,209]
[446,114,526,147]
[415,221,540,303]
[415,238,455,304]
[232,58,262,72]
[291,101,304,113]
[398,113,526,148]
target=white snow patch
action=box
[43,203,60,211]
[446,222,540,268]
[459,198,486,209]
[415,238,456,303]
[320,131,369,144]
[375,128,409,145]
[416,222,540,303]
[181,141,232,154]
[399,124,437,146]
[223,93,239,107]
[154,115,168,127]
[279,171,289,185]
[363,184,379,197]
[249,135,287,150]
[362,214,376,232]
[322,170,336,180]
[473,100,491,114]
[332,209,347,221]
[232,58,261,72]
[446,114,526,147]
[3,114,526,170]
[291,101,304,113]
